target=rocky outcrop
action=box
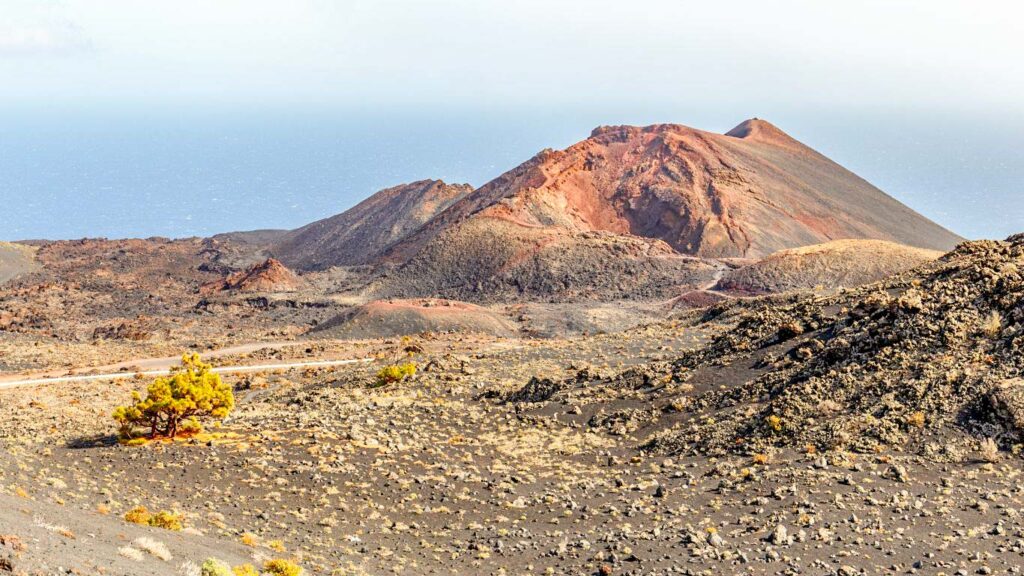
[200,258,303,294]
[511,233,1024,457]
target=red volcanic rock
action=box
[383,120,961,263]
[201,258,303,294]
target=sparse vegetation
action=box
[112,353,234,439]
[264,558,304,576]
[905,411,926,428]
[979,437,1001,462]
[373,362,416,388]
[200,558,233,576]
[201,559,260,576]
[123,506,151,525]
[981,310,1003,337]
[148,510,184,531]
[133,536,172,561]
[123,505,184,531]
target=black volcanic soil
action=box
[378,222,718,303]
[311,298,518,338]
[3,312,1024,575]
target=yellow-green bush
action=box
[148,510,184,531]
[373,362,416,388]
[200,558,233,576]
[113,353,234,439]
[123,505,183,531]
[264,558,303,576]
[232,564,258,576]
[124,505,151,525]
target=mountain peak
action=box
[725,118,800,146]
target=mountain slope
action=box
[369,119,960,300]
[0,242,38,285]
[383,120,961,264]
[509,233,1024,456]
[271,179,472,270]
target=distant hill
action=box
[271,179,472,270]
[310,298,517,339]
[0,242,38,285]
[715,239,945,294]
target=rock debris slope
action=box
[510,234,1024,458]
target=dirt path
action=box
[0,340,375,389]
[698,259,731,292]
[0,357,375,389]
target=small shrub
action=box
[124,506,184,531]
[232,564,258,576]
[981,311,1003,338]
[372,362,416,388]
[148,510,184,531]
[124,506,152,525]
[905,411,926,429]
[979,437,1000,462]
[766,415,784,434]
[133,536,172,561]
[264,558,304,576]
[119,546,145,561]
[200,558,233,576]
[268,539,286,552]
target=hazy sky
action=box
[3,0,1022,111]
[1,1,1022,240]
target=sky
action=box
[1,0,1022,240]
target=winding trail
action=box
[695,259,736,297]
[0,340,374,390]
